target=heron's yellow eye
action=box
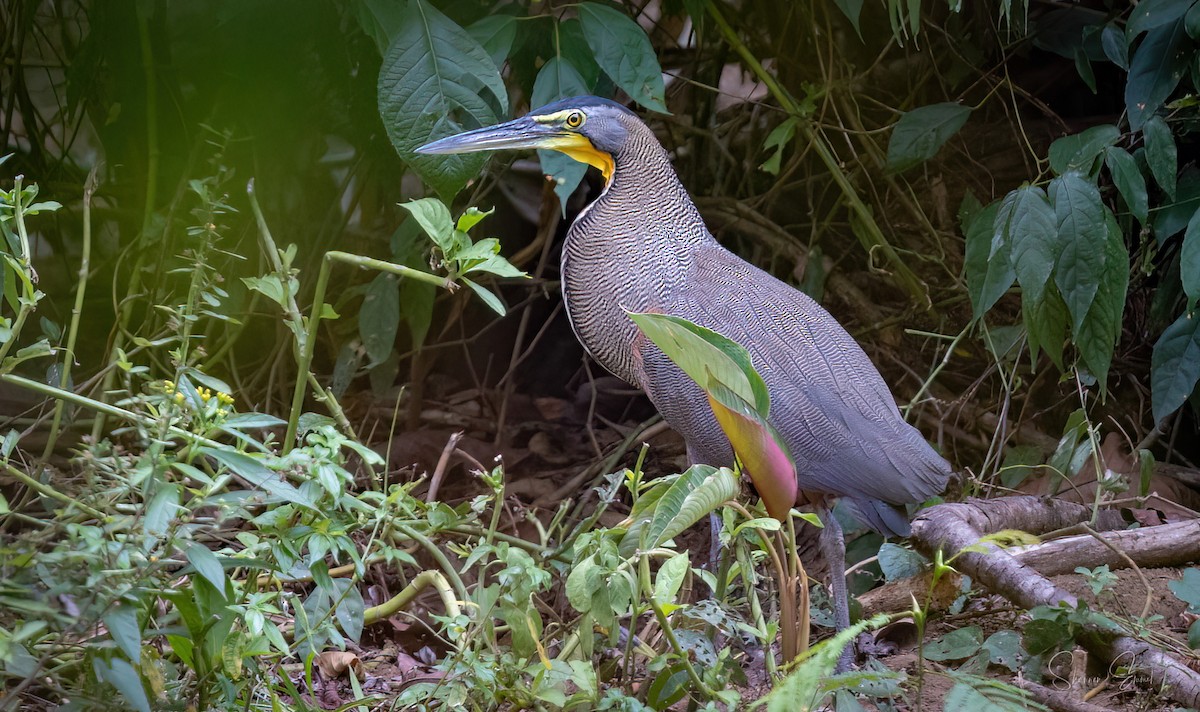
[565,111,585,129]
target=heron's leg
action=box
[817,501,853,673]
[708,511,722,575]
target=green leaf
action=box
[104,604,143,664]
[1074,48,1096,94]
[1125,18,1190,130]
[620,465,739,556]
[760,118,799,175]
[764,614,890,712]
[1104,147,1149,224]
[1183,207,1200,305]
[706,382,797,521]
[577,3,668,113]
[942,675,1040,712]
[1151,311,1200,422]
[1074,211,1127,390]
[455,206,492,234]
[833,0,865,39]
[982,630,1026,672]
[144,483,180,537]
[885,103,971,173]
[532,57,591,207]
[401,277,435,349]
[221,412,286,430]
[1101,24,1129,69]
[1022,617,1070,655]
[354,0,407,53]
[462,277,506,315]
[628,312,769,414]
[1153,167,1200,243]
[996,185,1058,306]
[877,543,928,581]
[360,274,400,365]
[653,552,690,604]
[962,200,1013,318]
[241,275,286,306]
[1049,172,1107,333]
[200,447,317,509]
[1025,286,1069,368]
[1047,124,1118,176]
[467,14,518,69]
[401,198,455,253]
[335,582,365,642]
[187,543,227,595]
[95,657,151,712]
[558,19,603,90]
[1126,0,1196,40]
[377,0,507,200]
[1189,2,1200,38]
[924,626,983,661]
[1144,115,1178,198]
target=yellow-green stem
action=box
[283,251,450,452]
[40,170,96,463]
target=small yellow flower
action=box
[217,392,234,406]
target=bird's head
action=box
[416,96,637,183]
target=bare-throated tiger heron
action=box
[418,97,953,664]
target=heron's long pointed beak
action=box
[416,117,563,155]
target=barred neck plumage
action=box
[560,116,716,386]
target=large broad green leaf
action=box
[1024,285,1069,368]
[378,0,508,200]
[1073,210,1128,390]
[578,3,668,113]
[1152,310,1200,422]
[706,383,797,521]
[94,658,151,712]
[619,465,739,556]
[1126,0,1197,40]
[628,312,769,414]
[1049,172,1108,333]
[360,273,400,366]
[961,199,1013,318]
[1153,166,1200,243]
[354,0,408,54]
[558,19,603,90]
[1144,115,1178,199]
[1189,2,1200,38]
[924,626,983,661]
[200,447,317,510]
[1101,24,1130,69]
[995,185,1058,306]
[467,14,518,69]
[629,312,797,521]
[1104,147,1149,224]
[1125,18,1191,130]
[1047,125,1118,176]
[1183,207,1200,307]
[401,198,455,253]
[885,103,971,173]
[532,58,591,208]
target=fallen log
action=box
[861,517,1200,615]
[910,497,1200,709]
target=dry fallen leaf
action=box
[315,650,362,679]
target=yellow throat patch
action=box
[542,133,614,184]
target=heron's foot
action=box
[854,631,897,659]
[833,633,895,673]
